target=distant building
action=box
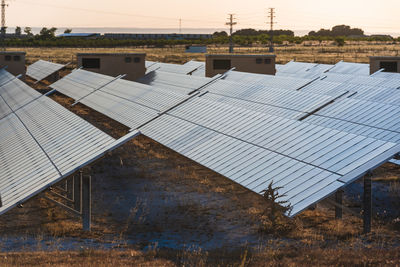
[103,33,212,40]
[77,53,146,81]
[185,45,207,53]
[370,56,400,74]
[205,54,276,77]
[57,33,101,39]
[0,51,26,79]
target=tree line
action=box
[0,25,397,48]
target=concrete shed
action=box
[0,51,26,79]
[205,54,276,77]
[77,53,146,81]
[370,56,400,75]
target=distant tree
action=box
[0,27,6,36]
[15,26,21,36]
[213,31,228,37]
[39,27,57,39]
[309,25,364,37]
[64,28,72,34]
[335,37,346,46]
[24,27,33,36]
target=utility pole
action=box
[267,8,276,52]
[179,18,182,34]
[226,14,237,53]
[1,0,7,51]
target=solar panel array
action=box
[145,60,203,75]
[0,68,139,216]
[51,66,400,217]
[27,60,66,82]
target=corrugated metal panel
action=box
[304,98,400,143]
[300,80,345,96]
[51,69,400,217]
[328,61,370,76]
[137,70,213,93]
[205,79,341,113]
[27,60,66,82]
[277,62,334,79]
[0,71,42,120]
[276,61,318,74]
[373,72,400,79]
[346,85,400,106]
[145,61,202,75]
[141,95,400,216]
[0,69,140,216]
[51,69,192,129]
[391,159,400,165]
[223,71,313,90]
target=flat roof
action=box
[206,54,276,58]
[370,56,400,60]
[77,53,146,56]
[0,51,26,55]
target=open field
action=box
[1,45,400,266]
[7,42,400,66]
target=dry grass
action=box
[8,42,400,66]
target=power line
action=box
[226,14,237,53]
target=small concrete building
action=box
[205,54,276,77]
[77,53,146,81]
[0,51,26,79]
[370,56,400,75]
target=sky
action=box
[6,0,400,36]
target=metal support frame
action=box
[82,175,91,231]
[363,174,372,234]
[335,190,343,219]
[44,169,92,231]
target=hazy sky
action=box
[7,0,400,34]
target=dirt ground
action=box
[0,47,400,265]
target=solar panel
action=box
[51,69,193,129]
[304,98,400,143]
[328,61,370,76]
[137,70,215,93]
[204,79,342,113]
[145,61,202,75]
[0,70,140,215]
[51,69,400,217]
[277,62,334,79]
[141,95,400,216]
[223,71,314,90]
[27,60,66,82]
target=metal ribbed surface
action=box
[27,60,66,82]
[277,62,333,79]
[328,61,370,76]
[51,69,192,129]
[0,71,42,120]
[305,98,400,143]
[0,69,140,216]
[137,70,213,93]
[50,69,400,217]
[141,94,399,216]
[145,61,202,75]
[204,79,340,113]
[223,71,313,90]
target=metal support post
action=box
[363,174,372,234]
[74,172,82,212]
[335,190,343,219]
[66,177,74,200]
[82,175,91,232]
